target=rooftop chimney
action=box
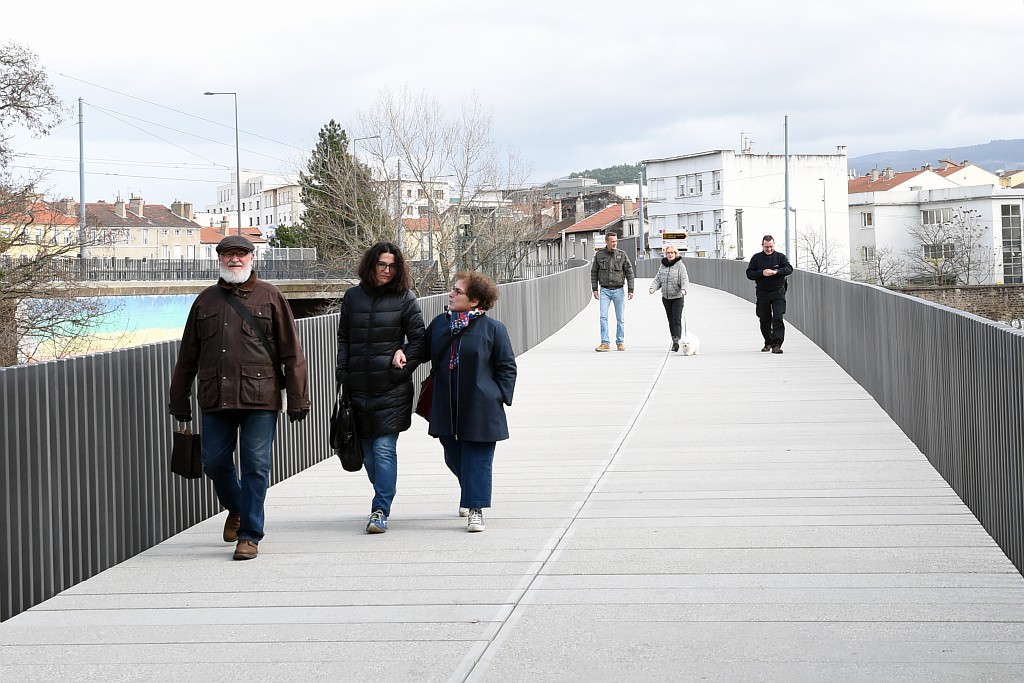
[575,196,585,222]
[883,167,895,180]
[220,216,230,234]
[57,198,76,216]
[171,200,184,217]
[114,197,127,218]
[182,202,194,221]
[870,169,879,182]
[128,196,144,217]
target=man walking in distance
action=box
[591,232,635,351]
[746,234,793,354]
[169,235,310,561]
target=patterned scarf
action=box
[446,307,485,369]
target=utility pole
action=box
[78,98,86,260]
[636,170,645,261]
[784,115,791,257]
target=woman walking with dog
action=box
[649,245,689,352]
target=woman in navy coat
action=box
[422,271,517,532]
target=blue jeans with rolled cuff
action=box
[201,409,278,544]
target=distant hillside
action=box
[848,139,1024,174]
[565,163,642,185]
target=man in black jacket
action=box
[746,235,793,354]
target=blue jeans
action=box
[599,286,626,344]
[201,409,278,544]
[439,435,495,509]
[362,433,399,516]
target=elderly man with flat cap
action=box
[169,235,310,560]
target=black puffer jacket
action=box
[336,284,425,438]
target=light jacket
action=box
[651,257,689,299]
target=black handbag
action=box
[170,428,202,479]
[329,386,363,472]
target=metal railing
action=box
[0,264,593,621]
[638,257,1023,575]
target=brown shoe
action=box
[233,539,258,561]
[771,345,784,354]
[616,343,626,351]
[761,344,772,352]
[595,343,611,352]
[223,512,241,543]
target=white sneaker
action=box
[459,507,469,517]
[467,508,485,532]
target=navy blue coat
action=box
[422,314,517,442]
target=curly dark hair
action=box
[455,271,500,311]
[357,242,411,293]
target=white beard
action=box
[220,263,253,284]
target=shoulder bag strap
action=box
[221,287,286,386]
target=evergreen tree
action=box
[298,120,388,265]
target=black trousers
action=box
[661,297,684,340]
[755,288,787,346]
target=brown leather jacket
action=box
[169,273,310,416]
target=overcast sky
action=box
[5,0,1023,207]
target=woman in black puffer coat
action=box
[336,242,425,534]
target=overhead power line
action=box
[56,72,306,151]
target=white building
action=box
[206,172,302,239]
[641,146,849,267]
[848,165,1024,284]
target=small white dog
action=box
[680,333,700,356]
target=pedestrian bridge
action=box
[1,262,1022,680]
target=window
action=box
[861,212,873,228]
[862,246,876,261]
[256,201,260,210]
[187,229,193,236]
[922,208,953,225]
[143,230,150,246]
[417,189,426,199]
[1002,204,1022,284]
[434,189,444,199]
[676,176,685,197]
[650,178,666,200]
[712,170,722,193]
[405,189,412,198]
[174,229,181,236]
[923,243,954,259]
[161,229,169,236]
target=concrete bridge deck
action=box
[1,280,1021,681]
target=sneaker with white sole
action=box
[467,508,485,532]
[459,507,469,517]
[366,509,387,534]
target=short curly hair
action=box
[455,271,499,311]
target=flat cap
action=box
[216,235,255,254]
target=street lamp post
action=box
[204,92,242,236]
[351,135,380,238]
[426,174,454,264]
[818,177,827,270]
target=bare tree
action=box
[0,43,115,367]
[852,244,907,286]
[0,182,114,366]
[797,227,846,276]
[357,87,545,286]
[904,207,993,285]
[0,42,66,165]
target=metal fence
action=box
[637,257,1024,575]
[0,263,593,622]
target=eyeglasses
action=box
[450,286,467,296]
[219,250,250,258]
[375,261,398,271]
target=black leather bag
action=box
[170,428,202,479]
[329,387,363,472]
